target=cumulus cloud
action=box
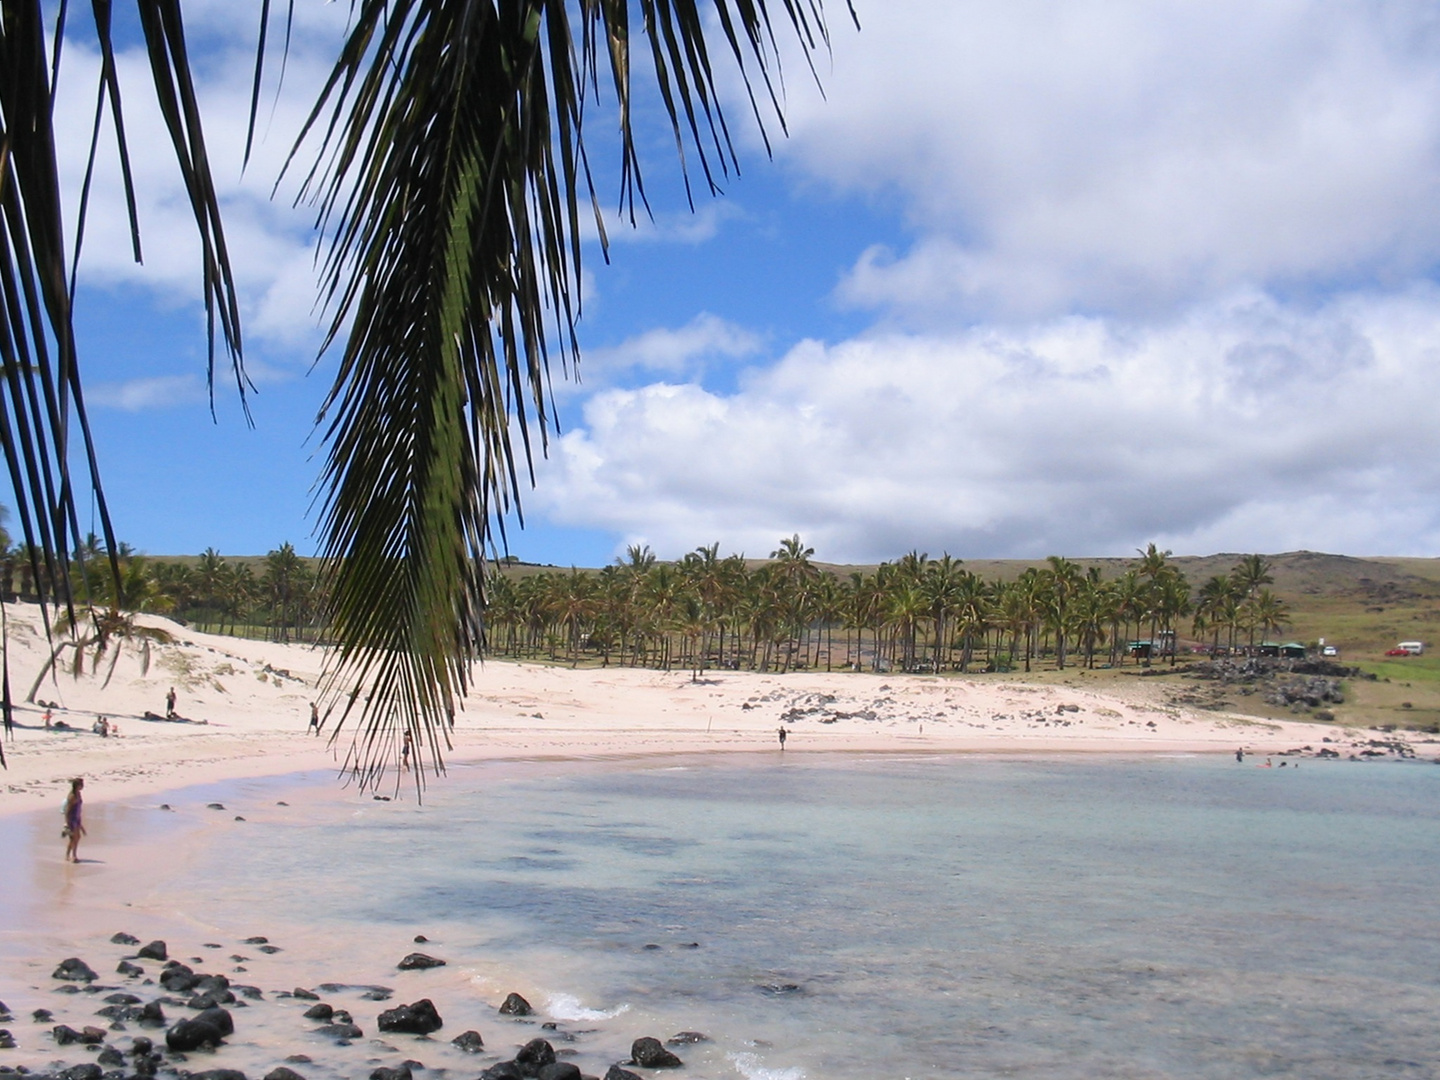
[532,289,1440,560]
[576,314,764,390]
[772,0,1440,320]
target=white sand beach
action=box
[0,603,1379,814]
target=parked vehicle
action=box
[1398,641,1425,655]
[1321,645,1338,657]
[1386,647,1412,657]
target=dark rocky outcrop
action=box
[301,1004,333,1022]
[291,989,319,1001]
[97,1047,126,1067]
[666,1031,708,1045]
[32,1009,55,1023]
[536,1065,581,1080]
[103,993,141,1006]
[0,1029,15,1049]
[396,954,445,971]
[57,1064,102,1080]
[315,1023,363,1041]
[515,1038,556,1075]
[110,934,140,947]
[263,1068,307,1080]
[137,942,168,962]
[53,959,98,982]
[369,1067,412,1080]
[116,961,145,978]
[629,1037,682,1068]
[165,1007,233,1052]
[130,1036,153,1056]
[52,1025,105,1046]
[450,1030,485,1053]
[189,1069,248,1080]
[242,937,269,945]
[603,1067,642,1080]
[479,1064,524,1080]
[377,1000,442,1035]
[498,993,532,1016]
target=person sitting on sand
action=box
[92,716,108,737]
[63,777,86,862]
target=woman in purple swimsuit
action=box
[63,777,86,862]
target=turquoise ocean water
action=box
[146,753,1440,1080]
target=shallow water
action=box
[147,754,1440,1079]
[6,754,1440,1079]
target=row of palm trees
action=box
[3,533,1293,676]
[483,540,1292,677]
[3,540,327,644]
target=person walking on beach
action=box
[62,778,86,862]
[165,687,177,719]
[309,701,320,735]
[778,726,787,750]
[401,729,413,771]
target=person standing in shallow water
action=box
[778,726,787,750]
[63,778,86,862]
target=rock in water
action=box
[316,1023,363,1041]
[377,1000,442,1035]
[166,1016,227,1052]
[604,1067,642,1080]
[0,1030,15,1049]
[515,1038,555,1072]
[58,1065,102,1080]
[137,942,168,962]
[291,988,319,1001]
[396,953,445,971]
[302,1004,333,1021]
[450,1031,485,1053]
[667,1031,708,1045]
[190,1070,249,1080]
[196,1007,235,1037]
[110,933,140,946]
[630,1037,682,1068]
[53,958,98,982]
[497,992,532,1016]
[117,961,145,978]
[264,1069,307,1080]
[130,1036,153,1056]
[479,1065,524,1080]
[369,1068,412,1080]
[52,1025,104,1046]
[536,1065,581,1080]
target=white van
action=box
[1399,641,1425,656]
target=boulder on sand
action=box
[396,953,445,971]
[630,1037,682,1068]
[53,958,98,982]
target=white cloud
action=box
[89,374,207,411]
[576,313,764,389]
[769,0,1440,319]
[532,289,1440,560]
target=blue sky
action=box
[45,1,1440,564]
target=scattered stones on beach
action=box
[315,1021,364,1041]
[291,988,319,1001]
[396,953,444,971]
[301,1004,333,1021]
[138,941,168,962]
[110,933,140,946]
[498,992,532,1016]
[263,1068,306,1080]
[376,999,442,1035]
[369,1066,412,1080]
[51,1025,105,1046]
[0,1030,15,1050]
[629,1037,682,1068]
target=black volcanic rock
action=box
[629,1037,681,1068]
[497,993,532,1017]
[53,959,98,983]
[377,1000,442,1036]
[396,954,445,971]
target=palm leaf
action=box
[286,0,852,789]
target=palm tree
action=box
[3,1,853,781]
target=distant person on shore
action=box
[43,709,52,730]
[401,729,413,771]
[62,778,86,862]
[778,726,787,750]
[1236,747,1244,763]
[309,701,320,735]
[165,687,177,719]
[92,716,109,737]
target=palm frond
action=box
[293,0,851,789]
